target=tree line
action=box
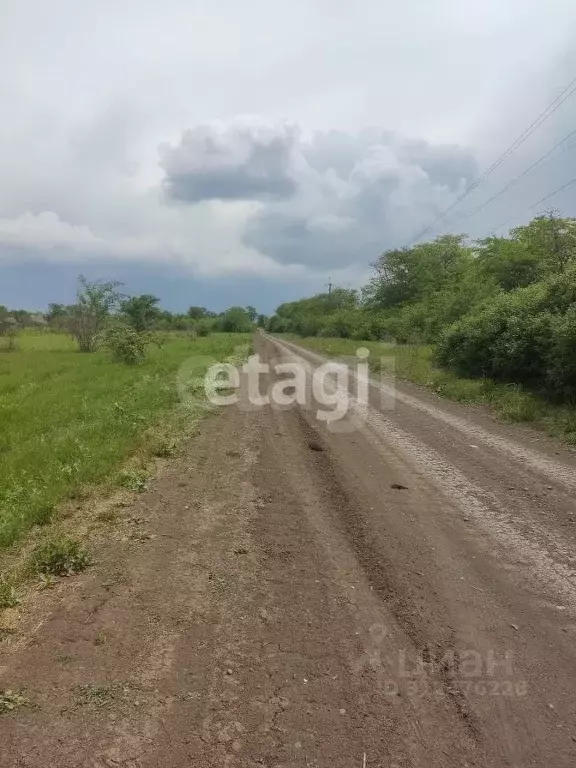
[267,212,576,400]
[1,277,263,362]
[0,277,263,344]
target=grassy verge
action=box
[0,332,250,548]
[287,336,576,446]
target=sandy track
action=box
[1,333,576,767]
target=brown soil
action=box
[2,333,576,767]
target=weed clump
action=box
[30,537,91,576]
[0,690,27,714]
[117,470,148,492]
[0,578,20,610]
[75,683,115,707]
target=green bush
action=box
[266,217,576,402]
[218,307,253,333]
[318,324,338,338]
[195,320,211,337]
[351,325,370,341]
[293,317,320,337]
[547,307,576,398]
[102,326,159,365]
[437,270,576,399]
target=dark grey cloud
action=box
[242,128,479,268]
[244,212,372,271]
[159,122,479,269]
[159,123,299,202]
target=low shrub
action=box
[195,321,211,337]
[437,270,576,400]
[101,326,159,365]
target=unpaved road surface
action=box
[2,333,576,767]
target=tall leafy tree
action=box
[121,294,161,332]
[69,276,123,352]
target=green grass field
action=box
[289,336,576,445]
[0,332,250,548]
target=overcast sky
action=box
[1,0,576,312]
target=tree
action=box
[365,236,472,310]
[245,305,257,323]
[121,294,161,332]
[29,314,48,330]
[46,303,69,327]
[218,306,253,333]
[475,236,539,291]
[0,315,18,337]
[10,309,33,327]
[69,276,123,352]
[187,305,208,319]
[512,212,576,275]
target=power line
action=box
[448,127,576,232]
[407,73,576,245]
[490,176,576,234]
[532,177,576,208]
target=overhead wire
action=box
[406,73,576,245]
[447,128,576,233]
[489,176,576,235]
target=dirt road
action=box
[2,333,576,767]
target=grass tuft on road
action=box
[0,578,20,609]
[0,690,27,714]
[29,536,91,576]
[0,332,250,549]
[289,336,576,445]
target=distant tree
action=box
[218,306,253,333]
[29,314,48,330]
[10,309,33,327]
[187,306,208,319]
[365,235,471,310]
[46,303,69,327]
[121,294,161,332]
[245,305,257,323]
[69,276,123,352]
[0,315,18,337]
